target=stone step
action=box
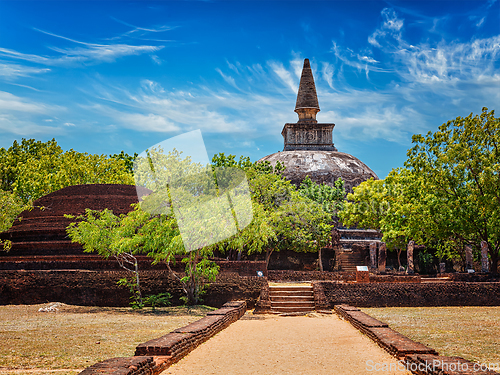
[270,295,314,301]
[271,301,315,307]
[268,283,315,313]
[269,285,313,291]
[269,290,313,297]
[271,306,315,313]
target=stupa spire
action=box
[294,58,320,122]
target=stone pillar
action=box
[407,240,414,274]
[378,243,387,272]
[465,245,473,271]
[439,262,446,274]
[481,241,489,273]
[370,242,377,270]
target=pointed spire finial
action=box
[295,58,320,122]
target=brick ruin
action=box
[0,184,151,256]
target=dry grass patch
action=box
[0,303,215,375]
[362,306,500,366]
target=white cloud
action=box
[0,29,164,67]
[216,68,238,89]
[268,61,298,93]
[322,62,335,89]
[0,114,61,136]
[0,62,50,79]
[0,91,50,113]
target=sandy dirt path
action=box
[163,312,412,375]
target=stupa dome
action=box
[259,150,377,193]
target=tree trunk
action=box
[134,259,143,306]
[397,248,402,270]
[265,248,273,269]
[318,248,324,272]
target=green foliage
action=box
[178,253,220,305]
[110,151,138,174]
[66,206,148,307]
[143,292,171,311]
[0,190,32,251]
[0,138,134,205]
[339,108,500,273]
[298,176,346,215]
[219,163,334,269]
[404,107,500,272]
[0,138,61,192]
[68,146,220,305]
[117,277,144,309]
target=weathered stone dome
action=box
[258,150,378,193]
[0,184,151,256]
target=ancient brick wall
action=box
[0,270,264,308]
[0,256,267,276]
[80,301,247,375]
[319,281,500,307]
[335,305,499,375]
[269,270,421,283]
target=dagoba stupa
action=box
[259,58,378,193]
[259,59,382,271]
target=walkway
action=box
[162,313,412,375]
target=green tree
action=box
[218,161,333,270]
[68,147,222,305]
[66,207,146,307]
[339,171,412,269]
[405,107,500,273]
[0,138,134,205]
[110,151,138,174]
[340,108,500,273]
[298,176,345,216]
[298,176,346,270]
[0,191,31,251]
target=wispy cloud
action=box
[0,62,50,79]
[0,91,51,113]
[110,17,178,36]
[268,61,298,93]
[0,29,164,67]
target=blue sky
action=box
[0,0,499,178]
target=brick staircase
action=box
[337,250,366,272]
[269,283,315,314]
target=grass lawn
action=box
[362,306,500,367]
[0,303,215,375]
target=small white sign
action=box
[467,269,475,273]
[356,266,369,271]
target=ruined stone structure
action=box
[259,58,383,271]
[0,184,151,256]
[259,59,378,194]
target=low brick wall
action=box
[0,270,264,308]
[335,304,436,358]
[80,301,246,375]
[269,270,421,283]
[0,256,267,276]
[253,281,271,313]
[334,305,498,375]
[318,281,500,307]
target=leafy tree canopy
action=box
[0,138,134,204]
[339,108,500,273]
